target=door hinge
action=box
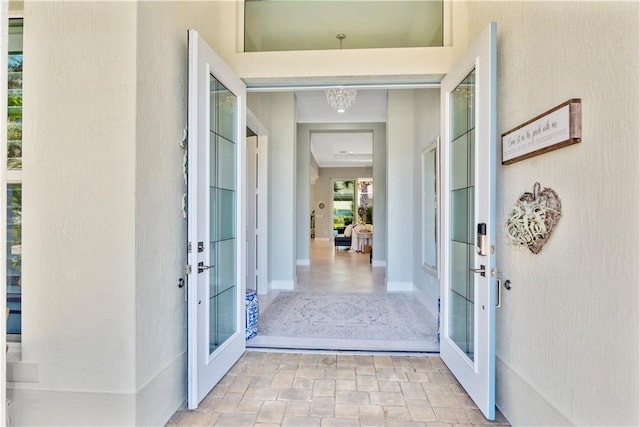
[185,264,193,275]
[187,242,192,253]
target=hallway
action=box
[166,351,510,426]
[247,240,439,352]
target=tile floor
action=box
[166,351,510,426]
[168,240,509,426]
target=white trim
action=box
[496,357,571,426]
[412,285,440,322]
[371,260,386,268]
[269,280,295,290]
[246,111,269,296]
[386,281,414,292]
[296,259,310,266]
[246,82,441,92]
[6,360,38,383]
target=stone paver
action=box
[165,351,510,427]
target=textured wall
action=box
[22,0,138,392]
[16,1,138,424]
[466,2,639,425]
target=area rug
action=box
[250,292,439,352]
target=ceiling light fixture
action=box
[325,87,357,113]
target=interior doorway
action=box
[246,87,441,353]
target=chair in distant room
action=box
[334,223,353,250]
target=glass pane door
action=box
[449,70,475,361]
[187,29,246,409]
[440,22,496,420]
[208,76,237,354]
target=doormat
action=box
[257,292,438,343]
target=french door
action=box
[440,23,497,419]
[187,30,246,409]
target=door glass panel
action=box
[208,74,237,355]
[217,136,236,190]
[448,69,475,361]
[216,81,236,143]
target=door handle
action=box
[198,262,214,273]
[470,265,486,277]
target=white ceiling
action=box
[298,89,386,168]
[310,131,374,168]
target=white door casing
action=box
[440,22,497,420]
[187,29,247,409]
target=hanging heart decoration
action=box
[505,182,562,254]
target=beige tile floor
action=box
[166,351,510,426]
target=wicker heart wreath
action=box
[505,182,562,254]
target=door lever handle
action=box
[470,265,486,277]
[198,262,214,273]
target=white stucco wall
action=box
[412,89,441,315]
[466,2,639,425]
[12,1,232,425]
[16,1,138,424]
[134,2,202,424]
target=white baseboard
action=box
[296,259,310,266]
[7,352,187,426]
[269,280,295,290]
[496,357,572,426]
[371,260,386,268]
[412,286,439,321]
[136,352,187,426]
[386,281,414,292]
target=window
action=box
[244,0,444,52]
[7,18,22,336]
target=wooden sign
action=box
[502,99,581,165]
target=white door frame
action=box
[247,111,269,295]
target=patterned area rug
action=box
[258,292,437,343]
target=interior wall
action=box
[466,2,639,425]
[296,124,311,263]
[386,90,416,290]
[412,89,441,315]
[262,93,297,289]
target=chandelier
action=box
[325,88,357,113]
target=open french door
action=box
[187,30,246,409]
[440,23,497,419]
